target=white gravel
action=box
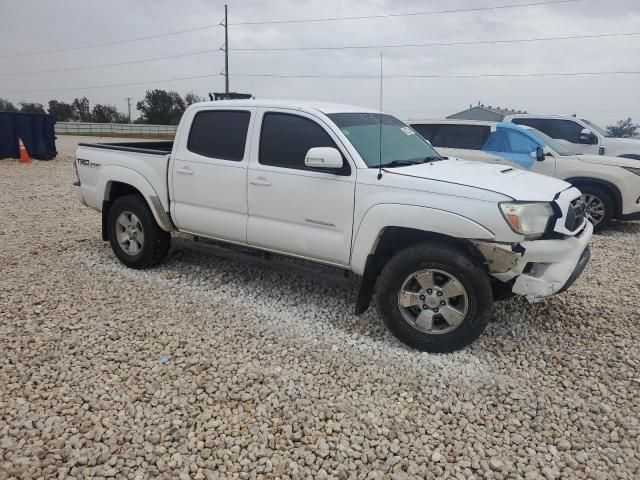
[1,138,639,479]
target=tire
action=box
[107,194,170,269]
[579,185,615,232]
[376,242,493,353]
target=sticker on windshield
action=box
[401,127,416,136]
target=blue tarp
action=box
[0,112,57,160]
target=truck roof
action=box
[503,113,581,120]
[408,119,498,127]
[188,99,381,115]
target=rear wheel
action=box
[579,185,615,232]
[376,242,493,353]
[107,194,170,269]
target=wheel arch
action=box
[351,204,494,276]
[100,167,175,240]
[565,176,622,217]
[352,204,495,315]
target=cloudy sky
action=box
[1,0,639,125]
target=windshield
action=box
[328,113,441,167]
[581,118,609,137]
[526,127,576,156]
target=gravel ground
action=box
[1,137,639,480]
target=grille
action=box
[565,197,586,231]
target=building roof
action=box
[447,104,528,120]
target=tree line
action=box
[0,89,204,125]
[1,92,638,136]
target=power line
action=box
[0,49,220,76]
[231,31,640,51]
[4,30,633,77]
[231,71,640,79]
[0,0,585,60]
[0,24,219,59]
[4,69,635,95]
[229,0,582,25]
[0,73,220,94]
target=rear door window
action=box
[411,124,490,150]
[512,118,582,143]
[187,110,251,161]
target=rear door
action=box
[246,109,356,266]
[170,107,255,243]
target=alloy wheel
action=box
[397,269,469,335]
[115,211,145,255]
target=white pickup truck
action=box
[74,100,592,352]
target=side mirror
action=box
[535,146,545,162]
[579,128,592,144]
[305,147,343,169]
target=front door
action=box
[247,110,356,266]
[171,107,255,243]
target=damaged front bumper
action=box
[472,220,593,302]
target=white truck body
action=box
[74,100,592,352]
[504,114,640,160]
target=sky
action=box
[0,0,639,126]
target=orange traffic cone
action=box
[18,138,32,164]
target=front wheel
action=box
[107,194,171,269]
[376,242,493,353]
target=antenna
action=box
[377,52,383,180]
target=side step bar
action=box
[171,236,358,288]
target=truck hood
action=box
[576,153,640,168]
[389,158,571,201]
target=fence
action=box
[55,122,177,137]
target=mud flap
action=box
[355,255,378,315]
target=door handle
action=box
[176,167,193,175]
[250,177,271,186]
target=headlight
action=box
[622,166,640,176]
[499,202,554,239]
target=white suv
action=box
[504,114,640,160]
[409,120,640,230]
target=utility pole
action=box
[224,4,229,94]
[125,97,132,123]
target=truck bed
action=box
[77,141,174,156]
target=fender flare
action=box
[350,203,495,276]
[99,165,175,232]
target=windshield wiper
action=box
[421,155,447,162]
[379,160,424,168]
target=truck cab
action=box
[74,100,592,352]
